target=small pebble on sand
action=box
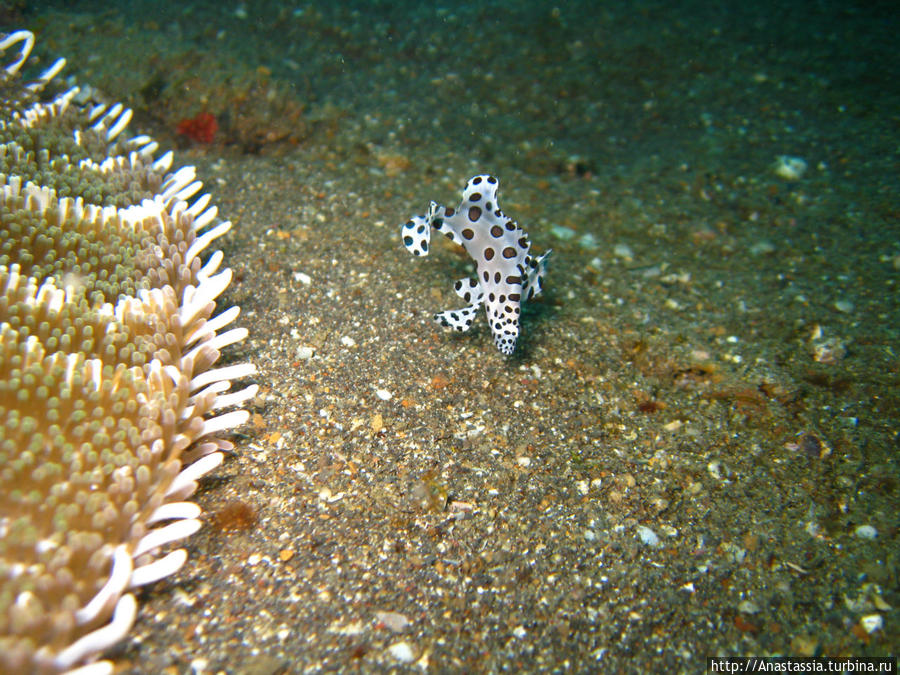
[773,155,807,180]
[854,525,877,540]
[387,641,415,663]
[636,526,660,547]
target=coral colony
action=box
[0,30,255,673]
[401,175,550,355]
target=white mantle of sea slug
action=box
[400,175,550,355]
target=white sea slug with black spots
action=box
[401,175,550,355]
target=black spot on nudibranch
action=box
[403,236,413,247]
[484,247,495,261]
[468,206,482,222]
[487,176,497,184]
[462,228,475,240]
[470,192,482,202]
[502,247,517,259]
[472,176,483,185]
[490,225,503,238]
[445,207,455,216]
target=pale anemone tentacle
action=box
[127,133,152,146]
[87,102,107,122]
[183,382,258,419]
[189,362,258,392]
[180,268,233,325]
[73,545,133,626]
[29,57,67,90]
[197,249,225,281]
[201,409,253,437]
[165,451,225,499]
[183,326,249,364]
[185,221,233,266]
[193,204,219,230]
[185,191,212,217]
[53,595,138,670]
[129,549,189,587]
[106,107,132,140]
[172,180,203,203]
[210,383,259,410]
[0,29,35,75]
[159,165,196,200]
[190,379,231,398]
[152,149,174,172]
[147,501,203,524]
[61,662,114,675]
[132,519,202,558]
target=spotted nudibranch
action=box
[401,175,550,355]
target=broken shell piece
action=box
[808,325,846,364]
[773,155,808,180]
[860,614,883,634]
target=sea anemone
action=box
[0,29,256,674]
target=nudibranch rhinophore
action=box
[401,175,550,355]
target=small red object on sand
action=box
[176,111,218,143]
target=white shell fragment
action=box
[773,155,808,180]
[860,614,883,634]
[636,525,660,547]
[386,641,416,663]
[854,525,878,540]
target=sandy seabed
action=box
[15,0,900,672]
